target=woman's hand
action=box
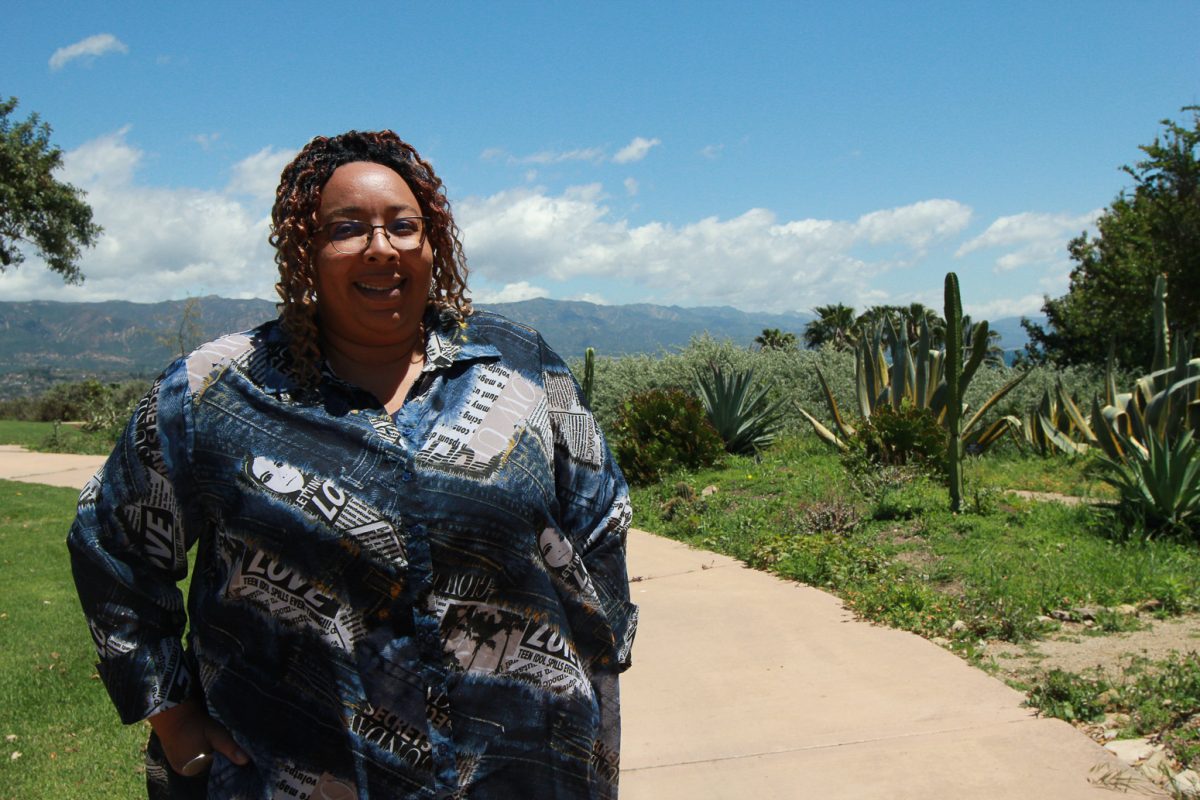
[149,699,251,775]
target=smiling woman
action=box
[68,130,636,800]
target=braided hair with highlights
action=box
[269,130,471,385]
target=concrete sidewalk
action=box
[0,444,106,489]
[0,446,1160,798]
[620,533,1158,799]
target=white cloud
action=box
[612,137,661,164]
[226,146,297,203]
[963,294,1047,319]
[623,177,639,196]
[191,132,220,151]
[49,34,128,71]
[700,144,724,160]
[956,210,1100,271]
[488,147,606,165]
[0,129,277,302]
[458,186,974,312]
[471,281,549,304]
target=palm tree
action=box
[754,328,798,351]
[961,315,1006,367]
[803,304,857,350]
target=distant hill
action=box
[0,296,1036,398]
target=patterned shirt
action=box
[68,309,637,800]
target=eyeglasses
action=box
[319,217,429,254]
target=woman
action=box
[69,131,637,799]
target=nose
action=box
[362,226,399,260]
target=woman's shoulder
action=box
[460,308,543,346]
[175,318,286,394]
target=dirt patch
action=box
[983,613,1200,684]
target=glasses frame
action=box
[319,216,430,255]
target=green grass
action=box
[0,420,116,456]
[0,480,145,799]
[632,433,1200,645]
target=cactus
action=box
[797,286,1026,459]
[944,273,964,512]
[581,346,595,407]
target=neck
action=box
[320,328,426,413]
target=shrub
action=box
[610,388,725,486]
[848,404,945,474]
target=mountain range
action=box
[0,297,1037,399]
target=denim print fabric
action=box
[68,309,637,800]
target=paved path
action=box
[0,444,106,489]
[0,446,1162,798]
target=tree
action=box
[0,96,101,284]
[855,303,946,348]
[754,327,797,350]
[1024,107,1200,367]
[803,303,857,350]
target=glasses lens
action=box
[327,221,370,254]
[384,217,424,250]
[325,218,426,254]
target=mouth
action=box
[353,277,407,297]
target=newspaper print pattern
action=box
[247,456,406,566]
[417,362,548,476]
[544,370,603,469]
[223,535,366,651]
[272,763,357,800]
[439,601,592,698]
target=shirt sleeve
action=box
[538,336,638,674]
[67,363,199,724]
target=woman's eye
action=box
[388,219,420,236]
[329,221,365,240]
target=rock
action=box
[1049,609,1074,622]
[1103,737,1156,764]
[1096,689,1120,710]
[1139,599,1163,613]
[701,485,718,497]
[1139,748,1169,780]
[950,620,968,634]
[1036,615,1054,624]
[1172,769,1200,798]
[1073,606,1099,621]
[1083,619,1095,628]
[1103,712,1131,728]
[931,636,950,647]
[1116,603,1138,616]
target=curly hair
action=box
[269,130,471,384]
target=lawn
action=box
[0,420,116,456]
[0,479,146,799]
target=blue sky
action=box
[3,2,1198,319]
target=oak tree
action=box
[0,96,101,284]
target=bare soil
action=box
[982,613,1200,685]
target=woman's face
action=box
[313,162,434,351]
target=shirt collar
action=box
[421,306,500,373]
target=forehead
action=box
[318,161,418,213]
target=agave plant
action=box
[695,363,785,455]
[1019,383,1094,456]
[797,310,1026,456]
[1095,430,1200,540]
[1086,275,1200,539]
[1090,275,1200,464]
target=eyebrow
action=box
[322,204,420,219]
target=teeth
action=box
[355,280,403,292]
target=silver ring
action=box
[179,752,213,777]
